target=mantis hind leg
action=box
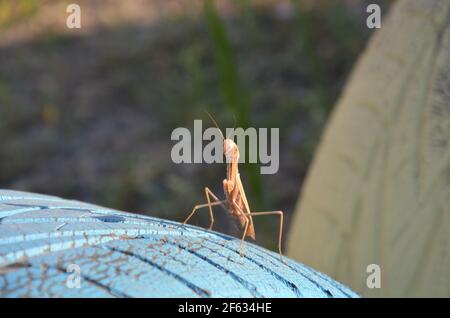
[247,211,285,262]
[229,201,250,257]
[230,200,285,262]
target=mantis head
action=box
[224,138,239,163]
[204,110,239,163]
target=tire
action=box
[287,0,450,297]
[0,190,357,298]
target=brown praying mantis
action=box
[182,113,284,261]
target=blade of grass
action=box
[203,0,263,204]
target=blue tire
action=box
[0,190,358,298]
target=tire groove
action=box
[163,240,263,298]
[105,245,211,298]
[0,204,193,234]
[0,228,178,245]
[53,265,131,298]
[221,238,355,298]
[248,243,354,297]
[0,196,71,203]
[203,239,303,297]
[1,216,148,226]
[0,235,121,267]
[189,242,320,296]
[0,204,114,219]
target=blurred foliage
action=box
[0,0,385,251]
[0,0,39,28]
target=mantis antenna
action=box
[204,110,225,140]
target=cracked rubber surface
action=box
[0,190,358,298]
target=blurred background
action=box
[0,0,389,251]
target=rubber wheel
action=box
[0,190,357,298]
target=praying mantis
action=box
[183,113,284,261]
